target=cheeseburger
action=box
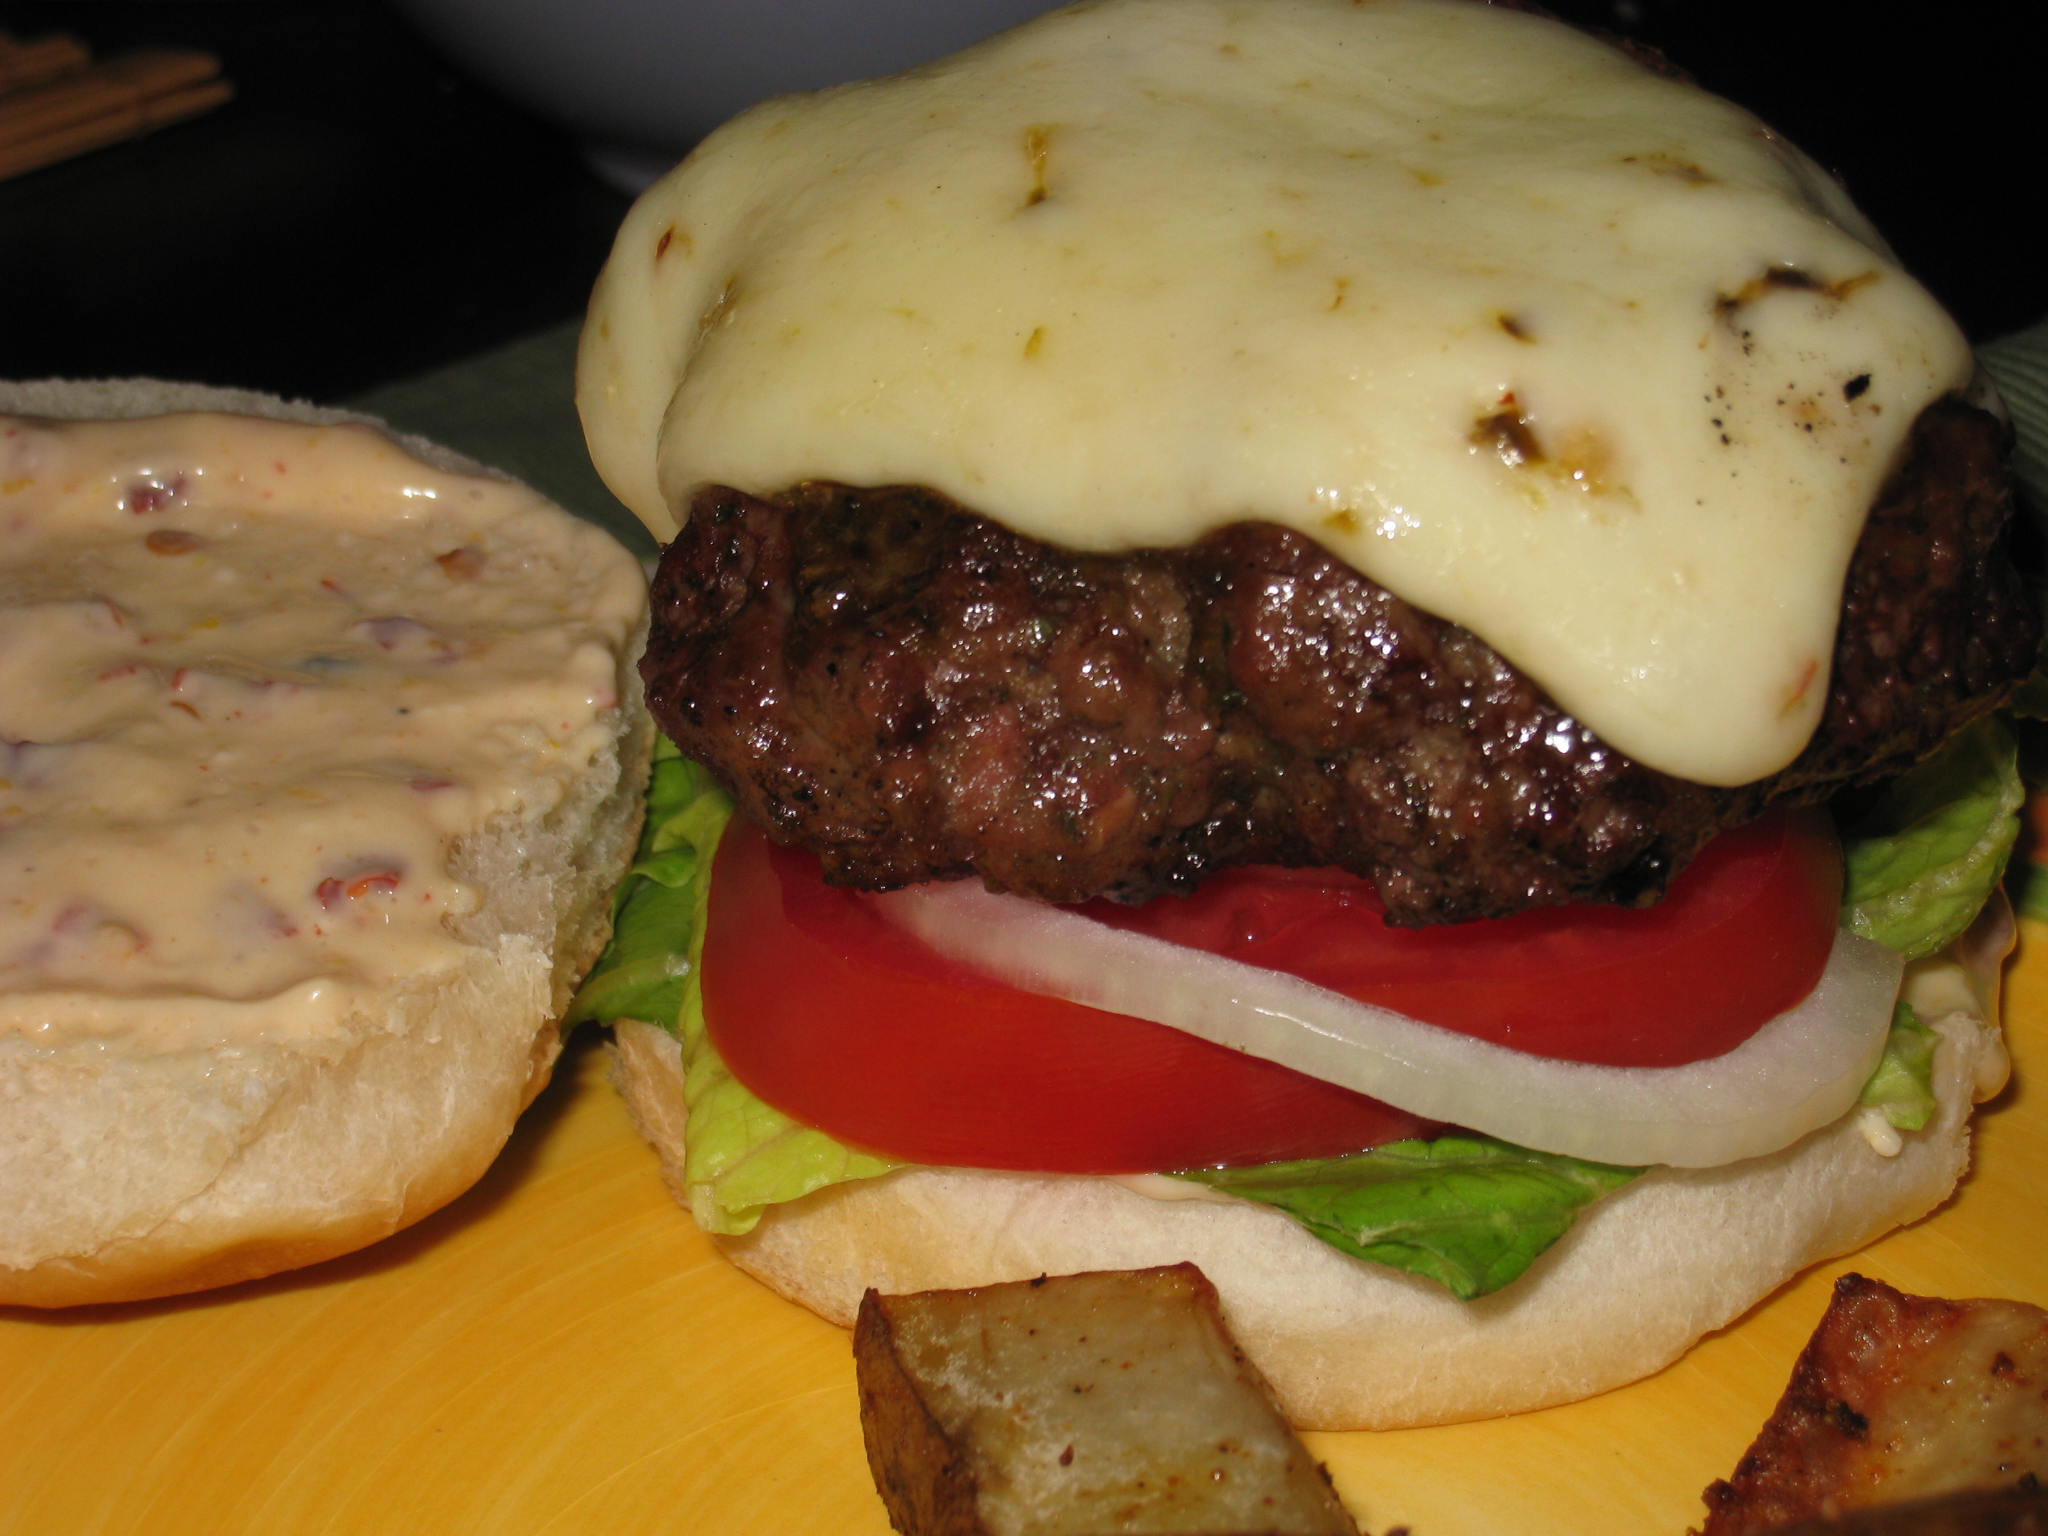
[572,0,2039,1428]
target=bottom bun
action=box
[611,971,2004,1431]
[0,378,651,1307]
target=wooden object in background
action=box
[0,34,231,181]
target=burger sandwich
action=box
[570,0,2040,1428]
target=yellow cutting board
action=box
[4,933,2044,1535]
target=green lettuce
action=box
[1839,717,2023,960]
[2011,715,2048,922]
[568,740,898,1236]
[565,744,729,1033]
[1174,1138,1638,1300]
[2007,665,2048,724]
[1856,1003,1938,1133]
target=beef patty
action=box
[641,396,2038,925]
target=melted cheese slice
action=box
[579,0,1973,786]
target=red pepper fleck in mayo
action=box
[0,412,647,1050]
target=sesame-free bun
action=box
[0,378,651,1307]
[610,964,2003,1431]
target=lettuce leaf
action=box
[565,743,728,1032]
[1839,717,2023,961]
[2007,663,2048,724]
[2009,715,2048,922]
[1856,1002,1938,1133]
[567,740,899,1236]
[1173,1138,1639,1300]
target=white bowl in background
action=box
[394,0,1064,190]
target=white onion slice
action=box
[873,880,1903,1169]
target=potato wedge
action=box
[855,1264,1362,1536]
[1751,1484,2048,1535]
[1700,1275,2048,1535]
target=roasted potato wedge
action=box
[1755,1484,2048,1535]
[1700,1275,2048,1536]
[854,1264,1361,1536]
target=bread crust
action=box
[0,378,652,1307]
[611,996,2000,1431]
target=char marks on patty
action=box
[641,397,2036,925]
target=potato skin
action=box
[857,1289,993,1536]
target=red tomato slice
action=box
[1080,809,1843,1067]
[703,821,1441,1173]
[701,810,1841,1173]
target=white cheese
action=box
[579,0,1972,786]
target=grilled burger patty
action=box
[641,396,2036,925]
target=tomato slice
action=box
[1080,810,1843,1067]
[703,821,1440,1173]
[701,810,1841,1173]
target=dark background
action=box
[1,1,2035,401]
[1,1,633,398]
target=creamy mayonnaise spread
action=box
[579,0,1973,787]
[0,412,646,1051]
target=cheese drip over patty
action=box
[578,0,1973,787]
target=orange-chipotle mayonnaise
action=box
[0,412,646,1051]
